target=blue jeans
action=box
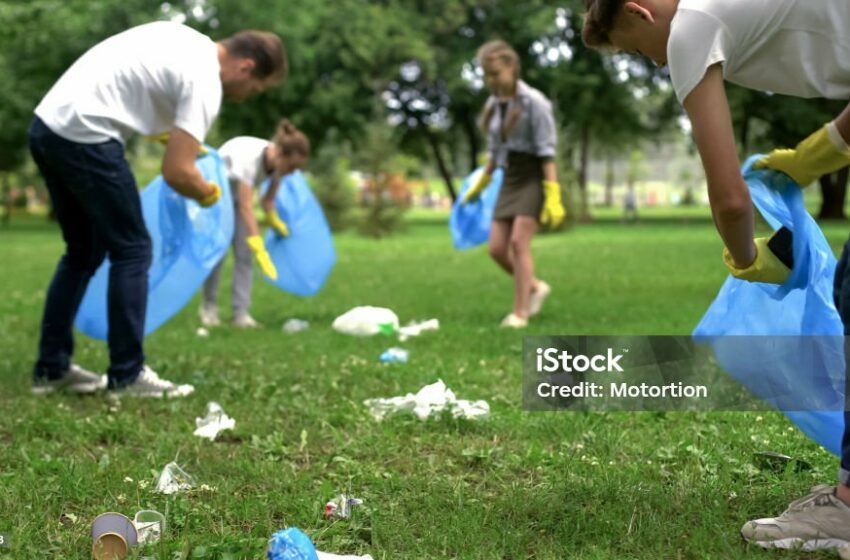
[29,117,150,387]
[832,236,850,487]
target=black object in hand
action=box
[767,226,794,269]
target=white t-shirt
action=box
[219,137,271,187]
[35,22,222,145]
[668,0,850,104]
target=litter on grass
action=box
[193,402,236,441]
[155,462,195,495]
[364,379,490,421]
[324,494,364,519]
[398,318,439,341]
[332,306,399,336]
[283,318,310,333]
[379,347,409,364]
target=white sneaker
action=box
[500,313,528,329]
[528,280,551,317]
[199,303,221,327]
[741,485,850,551]
[32,364,107,395]
[233,314,261,328]
[840,543,850,560]
[109,366,194,398]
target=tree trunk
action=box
[577,124,591,221]
[818,166,849,220]
[603,158,614,207]
[422,124,456,201]
[2,173,10,226]
[462,109,480,175]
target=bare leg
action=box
[488,219,514,275]
[510,215,539,318]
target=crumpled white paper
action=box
[155,462,195,495]
[193,402,236,441]
[282,318,310,333]
[398,318,439,341]
[332,306,399,336]
[364,379,489,421]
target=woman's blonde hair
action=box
[477,40,523,139]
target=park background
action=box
[1,0,849,558]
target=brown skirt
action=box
[493,151,545,220]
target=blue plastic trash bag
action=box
[450,167,503,250]
[267,527,318,560]
[75,148,233,340]
[259,171,336,296]
[694,155,845,456]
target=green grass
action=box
[1,213,849,559]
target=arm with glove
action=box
[539,160,565,229]
[260,179,290,237]
[755,119,850,187]
[237,182,278,281]
[462,160,496,204]
[160,128,221,207]
[684,65,791,284]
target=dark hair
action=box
[221,30,288,82]
[477,40,523,138]
[582,0,627,48]
[272,119,310,158]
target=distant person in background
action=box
[29,21,287,397]
[462,40,566,328]
[622,183,638,223]
[200,119,310,328]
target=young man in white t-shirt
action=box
[29,22,287,398]
[582,0,850,553]
[199,120,310,328]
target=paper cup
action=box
[91,512,137,559]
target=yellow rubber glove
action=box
[146,132,209,156]
[265,209,290,237]
[197,182,221,208]
[461,172,492,204]
[755,123,850,186]
[722,236,790,284]
[246,235,278,281]
[539,180,566,229]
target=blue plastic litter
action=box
[694,155,845,456]
[75,148,234,340]
[267,527,318,560]
[259,171,336,296]
[450,167,504,250]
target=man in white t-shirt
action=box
[29,22,287,398]
[582,0,850,553]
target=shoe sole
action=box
[744,534,850,551]
[31,383,104,395]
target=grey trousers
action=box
[202,180,253,317]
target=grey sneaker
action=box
[741,485,850,550]
[233,313,261,328]
[199,303,221,327]
[528,280,551,317]
[109,366,194,398]
[32,364,107,395]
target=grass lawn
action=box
[1,212,848,559]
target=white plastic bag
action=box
[332,306,399,336]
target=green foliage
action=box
[309,131,357,232]
[355,120,408,238]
